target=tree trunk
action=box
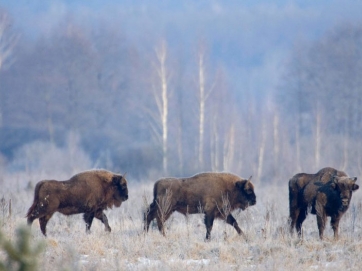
[154,40,169,174]
[198,51,205,168]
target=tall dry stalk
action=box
[156,188,173,236]
[143,191,150,232]
[215,193,232,240]
[0,196,11,226]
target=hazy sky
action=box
[1,0,362,100]
[3,0,362,39]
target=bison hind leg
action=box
[156,210,173,236]
[145,202,157,232]
[83,212,95,233]
[296,208,307,238]
[39,214,53,236]
[27,214,36,226]
[289,207,301,235]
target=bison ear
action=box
[235,180,245,190]
[112,175,122,185]
[352,184,359,191]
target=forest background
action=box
[1,0,362,185]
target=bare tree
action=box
[0,10,18,127]
[198,46,207,168]
[279,24,362,174]
[148,39,171,174]
[0,11,17,72]
[197,43,216,169]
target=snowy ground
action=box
[2,175,362,270]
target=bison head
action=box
[112,174,129,205]
[331,176,358,210]
[235,176,256,210]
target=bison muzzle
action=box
[26,169,128,236]
[289,167,358,239]
[145,172,256,240]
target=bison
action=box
[289,167,358,239]
[26,169,128,236]
[145,172,256,240]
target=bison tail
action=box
[25,181,45,218]
[26,201,37,218]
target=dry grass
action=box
[2,179,362,270]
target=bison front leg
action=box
[204,214,215,240]
[83,212,95,233]
[95,211,111,232]
[331,215,341,240]
[226,214,243,235]
[316,212,327,240]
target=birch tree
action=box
[198,47,206,167]
[197,44,215,168]
[148,40,171,174]
[279,24,362,172]
[0,11,18,127]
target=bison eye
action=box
[246,189,253,194]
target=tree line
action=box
[1,9,362,182]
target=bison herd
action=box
[26,167,358,240]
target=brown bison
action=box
[289,167,358,239]
[26,169,128,236]
[145,172,256,240]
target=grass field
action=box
[1,173,362,270]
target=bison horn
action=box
[351,177,357,183]
[122,172,127,179]
[248,176,252,182]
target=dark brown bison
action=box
[26,170,128,236]
[145,172,256,240]
[289,167,358,239]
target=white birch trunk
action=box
[210,116,219,171]
[257,120,266,181]
[0,13,18,128]
[223,123,235,172]
[273,113,279,176]
[157,42,169,174]
[342,122,349,171]
[315,109,321,169]
[295,122,301,172]
[198,51,205,168]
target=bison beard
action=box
[288,167,358,239]
[144,172,256,240]
[26,170,128,236]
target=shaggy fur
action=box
[26,169,128,236]
[288,167,358,239]
[145,172,256,240]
